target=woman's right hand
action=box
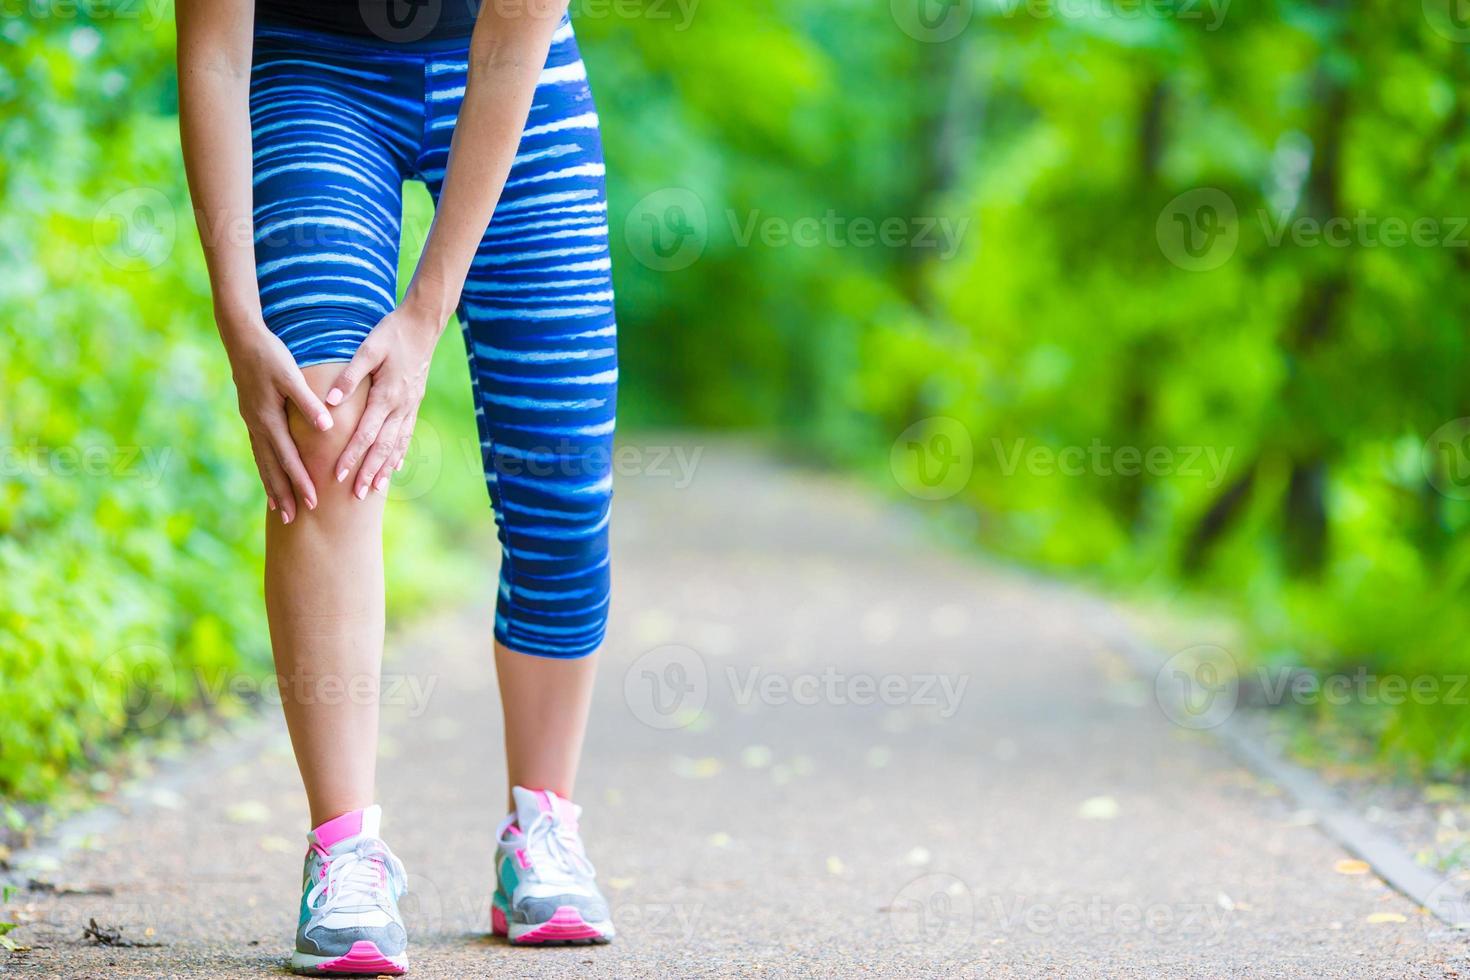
[222,319,334,523]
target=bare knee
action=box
[287,363,372,504]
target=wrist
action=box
[214,298,268,340]
[402,278,456,334]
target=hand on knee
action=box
[284,364,374,513]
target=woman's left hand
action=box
[326,306,444,499]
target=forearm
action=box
[176,0,265,351]
[402,0,571,328]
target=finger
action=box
[280,369,334,433]
[250,431,296,523]
[390,413,417,472]
[357,415,404,500]
[264,413,318,511]
[324,339,382,408]
[334,395,392,485]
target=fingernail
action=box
[355,485,368,500]
[374,476,388,492]
[316,412,333,431]
[395,459,404,471]
[336,468,348,483]
[325,388,343,406]
[307,497,317,510]
[267,497,277,511]
[281,510,291,525]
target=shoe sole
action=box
[492,902,615,945]
[290,940,408,975]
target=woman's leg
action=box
[417,16,616,807]
[265,364,385,828]
[249,24,423,830]
[496,642,599,806]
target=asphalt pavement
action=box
[5,440,1465,977]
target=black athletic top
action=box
[256,0,480,41]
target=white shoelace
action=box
[522,811,596,884]
[307,840,404,912]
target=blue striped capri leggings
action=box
[250,15,615,659]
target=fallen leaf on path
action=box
[930,604,968,637]
[708,832,732,848]
[225,802,270,824]
[606,877,636,891]
[632,609,677,645]
[1425,783,1461,804]
[259,836,294,854]
[672,756,722,779]
[826,856,845,875]
[427,718,461,741]
[1365,912,1406,924]
[904,847,931,867]
[149,789,183,810]
[1334,859,1370,876]
[1078,796,1119,820]
[740,745,772,769]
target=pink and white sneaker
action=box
[491,787,615,945]
[289,805,409,975]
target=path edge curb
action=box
[1114,632,1467,932]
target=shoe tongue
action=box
[511,786,578,832]
[309,804,382,851]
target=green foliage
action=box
[584,2,1470,770]
[0,12,482,804]
[4,0,1469,804]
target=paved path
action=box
[6,441,1466,977]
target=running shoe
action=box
[491,786,615,945]
[290,805,410,975]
